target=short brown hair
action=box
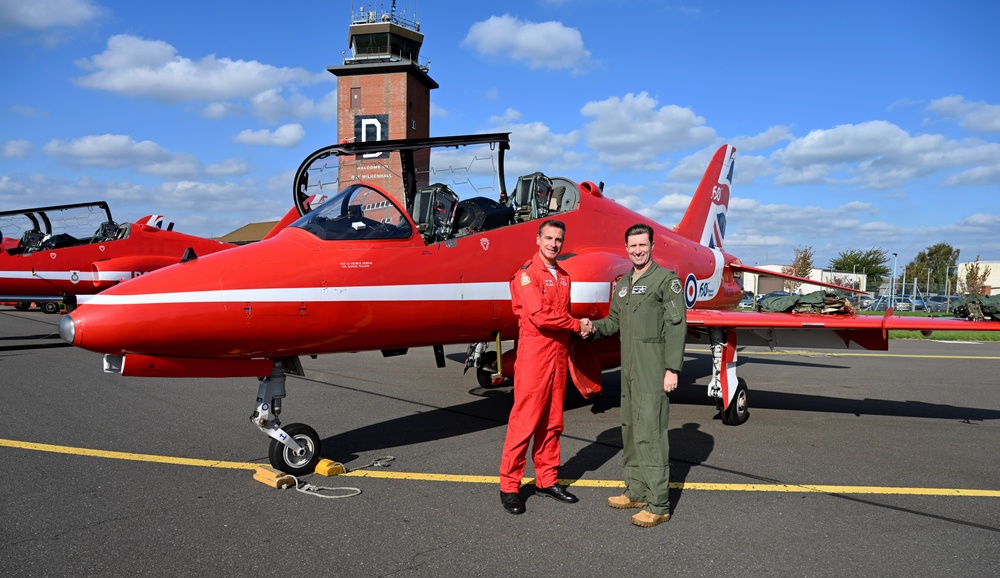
[625,223,654,243]
[539,219,566,235]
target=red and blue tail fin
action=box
[674,144,736,250]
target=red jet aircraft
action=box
[1,201,235,312]
[59,134,1000,475]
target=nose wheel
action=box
[268,423,321,476]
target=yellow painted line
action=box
[0,439,258,470]
[719,349,1000,360]
[4,438,998,497]
[345,470,1000,497]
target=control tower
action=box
[329,3,438,202]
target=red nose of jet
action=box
[58,231,311,358]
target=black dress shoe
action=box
[501,491,525,515]
[536,483,578,503]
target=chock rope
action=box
[288,455,396,500]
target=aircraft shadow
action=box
[586,359,1000,422]
[319,388,515,463]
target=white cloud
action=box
[41,133,204,178]
[205,158,251,176]
[463,15,591,73]
[489,108,521,125]
[732,126,793,151]
[0,0,103,32]
[491,119,580,177]
[2,139,32,158]
[232,123,305,147]
[201,102,245,119]
[73,34,328,111]
[928,96,1000,133]
[580,92,716,170]
[770,121,1000,189]
[43,134,171,167]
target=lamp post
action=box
[891,252,898,309]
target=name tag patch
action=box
[632,286,647,295]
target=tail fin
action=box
[674,144,736,249]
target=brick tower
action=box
[328,5,437,205]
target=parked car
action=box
[900,294,925,311]
[870,295,919,312]
[859,294,877,309]
[737,291,755,309]
[925,295,962,312]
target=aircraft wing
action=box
[685,309,997,351]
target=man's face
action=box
[626,232,652,269]
[536,225,565,264]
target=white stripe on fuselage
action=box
[0,270,131,283]
[81,281,613,306]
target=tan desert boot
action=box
[631,510,670,527]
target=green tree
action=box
[828,247,890,292]
[961,255,992,297]
[903,242,959,293]
[781,245,814,293]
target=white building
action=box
[956,260,1000,296]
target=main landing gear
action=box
[465,339,508,388]
[706,328,749,426]
[252,361,321,475]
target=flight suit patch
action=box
[670,279,682,294]
[632,285,647,295]
[521,273,531,286]
[618,286,628,298]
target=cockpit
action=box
[291,184,413,241]
[289,133,596,246]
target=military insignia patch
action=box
[632,285,647,295]
[521,274,531,286]
[670,279,682,294]
[618,286,628,298]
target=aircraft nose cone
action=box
[59,314,76,345]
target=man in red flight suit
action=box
[499,219,589,515]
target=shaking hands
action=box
[579,318,594,339]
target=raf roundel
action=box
[684,273,698,309]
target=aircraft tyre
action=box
[14,302,32,311]
[42,301,61,314]
[476,351,505,388]
[722,379,749,426]
[268,422,321,475]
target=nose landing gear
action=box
[252,362,321,475]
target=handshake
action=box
[578,318,595,339]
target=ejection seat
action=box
[90,220,120,243]
[509,172,554,222]
[412,183,460,244]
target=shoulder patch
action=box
[670,278,682,294]
[520,273,531,286]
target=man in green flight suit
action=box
[581,223,687,528]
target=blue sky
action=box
[1,0,998,270]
